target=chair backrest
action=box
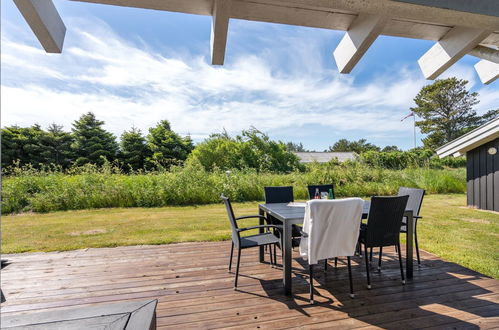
[299,198,364,264]
[307,184,335,200]
[398,187,425,216]
[264,186,294,203]
[220,195,240,245]
[365,195,409,247]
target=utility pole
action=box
[413,113,417,149]
[401,111,417,149]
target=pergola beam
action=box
[391,0,499,18]
[333,14,387,73]
[474,60,499,84]
[468,45,499,64]
[418,27,490,80]
[13,0,66,53]
[70,0,499,48]
[71,0,212,15]
[249,0,499,31]
[15,0,499,82]
[210,0,231,65]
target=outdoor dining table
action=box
[258,200,415,296]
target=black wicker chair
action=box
[264,186,294,204]
[221,195,282,289]
[307,184,335,200]
[368,188,426,267]
[398,187,425,267]
[264,186,301,250]
[359,195,409,289]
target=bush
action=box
[187,128,303,173]
[429,156,466,169]
[360,150,465,170]
[1,162,466,214]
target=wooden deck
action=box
[1,242,498,329]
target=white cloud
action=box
[1,15,497,151]
[474,85,499,113]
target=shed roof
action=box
[436,117,499,158]
[294,152,357,163]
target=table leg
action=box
[406,211,414,279]
[283,221,292,295]
[259,208,265,263]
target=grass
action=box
[2,164,465,214]
[2,194,498,278]
[415,194,499,279]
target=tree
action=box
[2,126,22,168]
[381,145,401,152]
[1,125,50,168]
[411,78,483,150]
[38,124,74,168]
[478,109,498,125]
[188,133,242,171]
[120,127,150,171]
[285,142,306,152]
[188,128,303,172]
[146,120,193,168]
[1,124,74,169]
[328,139,380,153]
[239,128,302,172]
[2,126,25,168]
[71,112,119,166]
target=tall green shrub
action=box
[1,163,465,214]
[188,128,303,173]
[360,150,465,170]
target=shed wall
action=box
[466,137,499,211]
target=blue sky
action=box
[2,0,498,151]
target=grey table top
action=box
[259,201,371,221]
[259,200,412,222]
[1,299,158,330]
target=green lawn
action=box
[2,194,498,278]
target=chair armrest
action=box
[237,225,282,233]
[403,215,422,220]
[235,215,269,222]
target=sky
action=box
[1,1,498,151]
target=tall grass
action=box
[1,162,466,214]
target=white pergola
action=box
[13,0,499,84]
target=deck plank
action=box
[1,242,498,329]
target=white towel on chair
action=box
[299,198,364,265]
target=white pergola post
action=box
[210,0,231,65]
[474,60,499,84]
[13,0,66,53]
[418,27,491,80]
[333,14,387,74]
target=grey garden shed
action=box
[436,117,499,212]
